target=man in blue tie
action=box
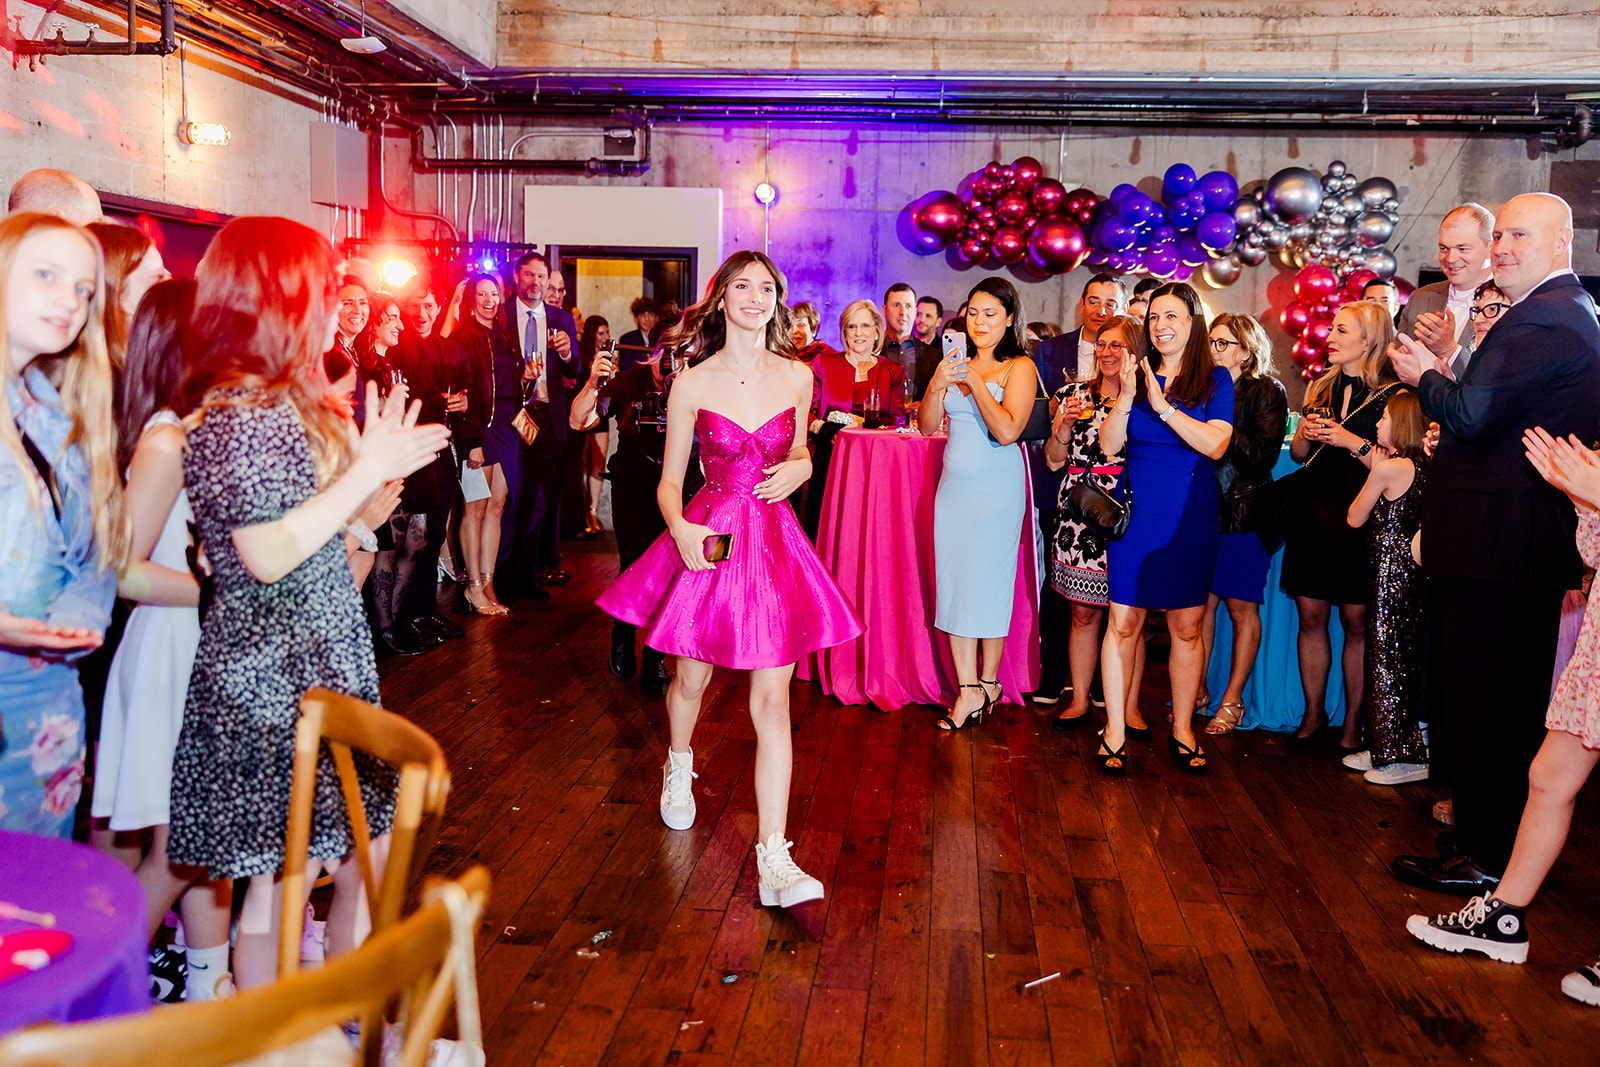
[498,250,581,602]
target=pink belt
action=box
[1068,465,1123,476]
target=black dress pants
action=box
[511,406,565,584]
[1427,576,1563,875]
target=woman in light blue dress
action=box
[918,277,1037,731]
[0,213,127,839]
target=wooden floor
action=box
[385,535,1600,1066]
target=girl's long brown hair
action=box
[0,213,130,571]
[185,216,354,488]
[86,221,154,371]
[660,250,796,366]
[1383,391,1429,460]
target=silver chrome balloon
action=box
[1357,177,1399,210]
[1236,243,1268,267]
[1355,210,1395,248]
[1326,160,1348,178]
[1362,248,1398,277]
[1201,254,1243,288]
[1263,166,1324,225]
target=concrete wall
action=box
[1,2,334,229]
[391,0,498,68]
[497,0,1600,72]
[394,119,1600,404]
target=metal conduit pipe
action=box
[11,0,176,56]
[409,122,652,177]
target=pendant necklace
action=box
[719,351,752,385]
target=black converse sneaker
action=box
[1406,894,1529,964]
[148,943,186,1003]
[1561,959,1600,1006]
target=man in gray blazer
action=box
[1398,203,1495,380]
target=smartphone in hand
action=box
[703,533,733,563]
[942,331,966,363]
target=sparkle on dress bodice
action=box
[695,408,795,494]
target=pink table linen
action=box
[800,428,1040,710]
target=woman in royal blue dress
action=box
[1098,282,1234,775]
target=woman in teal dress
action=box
[919,277,1037,731]
[1098,282,1233,776]
[0,213,128,838]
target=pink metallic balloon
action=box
[1029,178,1067,217]
[1011,156,1044,191]
[1293,263,1338,303]
[1280,301,1312,338]
[995,191,1031,225]
[992,226,1027,265]
[1025,215,1089,275]
[909,191,968,252]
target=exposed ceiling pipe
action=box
[371,120,459,243]
[410,122,652,177]
[9,0,176,57]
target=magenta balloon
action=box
[1280,301,1312,337]
[983,215,1001,234]
[971,179,998,205]
[1306,319,1332,346]
[1025,215,1089,275]
[1029,178,1067,217]
[959,235,990,263]
[997,165,1016,189]
[983,161,1002,179]
[1012,156,1043,191]
[1291,338,1320,367]
[1293,263,1338,303]
[909,191,968,251]
[1344,267,1380,299]
[995,190,1031,225]
[992,226,1028,265]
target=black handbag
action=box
[1065,475,1130,541]
[1016,361,1052,442]
[1253,464,1312,554]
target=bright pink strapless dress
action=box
[597,407,864,669]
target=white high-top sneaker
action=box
[755,832,824,908]
[660,748,697,830]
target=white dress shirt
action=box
[1444,285,1475,343]
[1074,332,1096,381]
[517,298,548,402]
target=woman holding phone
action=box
[919,276,1036,732]
[597,250,862,910]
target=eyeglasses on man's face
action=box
[1469,302,1510,320]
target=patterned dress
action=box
[167,392,396,880]
[1363,460,1427,766]
[1051,383,1126,607]
[1547,509,1600,751]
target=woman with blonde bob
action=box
[165,216,449,988]
[810,299,905,431]
[1281,299,1404,749]
[1200,311,1288,734]
[0,212,129,838]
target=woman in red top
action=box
[809,300,905,432]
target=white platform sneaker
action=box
[660,748,697,830]
[755,832,824,908]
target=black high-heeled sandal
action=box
[979,678,1001,714]
[937,684,987,731]
[1096,729,1128,776]
[1169,734,1208,775]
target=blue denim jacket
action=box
[0,366,117,670]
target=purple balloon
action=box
[1172,263,1195,282]
[1176,234,1208,267]
[1117,192,1148,225]
[1151,225,1177,246]
[1135,227,1153,249]
[1085,246,1111,266]
[1109,183,1138,204]
[1146,245,1180,278]
[1197,211,1237,252]
[1101,218,1137,251]
[1196,170,1241,213]
[1162,163,1198,204]
[908,191,967,252]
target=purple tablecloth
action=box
[0,829,151,1034]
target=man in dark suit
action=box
[882,282,942,404]
[1398,203,1495,381]
[499,250,581,602]
[1387,193,1600,894]
[1028,272,1126,703]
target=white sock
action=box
[184,943,231,1001]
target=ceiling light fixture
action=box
[340,0,386,55]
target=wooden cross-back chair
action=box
[279,688,452,979]
[0,865,489,1067]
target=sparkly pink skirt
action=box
[597,485,864,670]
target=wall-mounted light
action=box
[380,257,418,288]
[754,182,778,206]
[179,121,231,146]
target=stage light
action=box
[478,255,498,273]
[179,121,230,147]
[379,258,418,288]
[754,182,778,206]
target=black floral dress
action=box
[1051,383,1127,607]
[167,391,396,880]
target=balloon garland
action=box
[904,157,1407,379]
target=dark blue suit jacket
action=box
[1418,273,1600,588]
[503,299,581,443]
[1029,327,1085,506]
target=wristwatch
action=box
[1354,439,1374,457]
[1158,406,1175,423]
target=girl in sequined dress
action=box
[1345,392,1430,785]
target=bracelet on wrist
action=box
[346,520,378,553]
[1158,405,1175,423]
